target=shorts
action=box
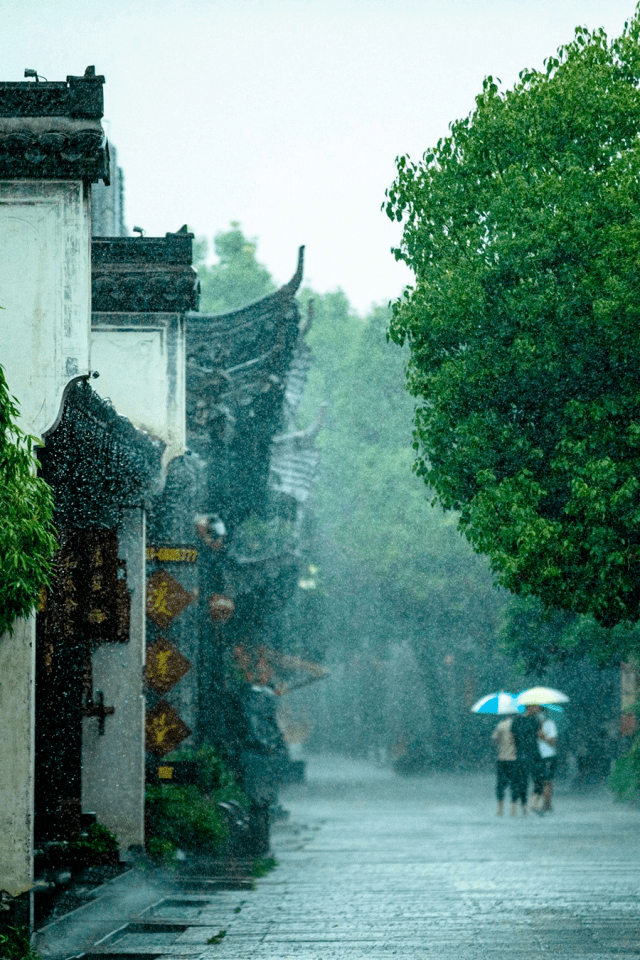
[496,760,517,802]
[532,757,544,794]
[512,759,544,803]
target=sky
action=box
[3,0,637,313]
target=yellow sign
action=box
[147,545,198,563]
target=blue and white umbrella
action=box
[471,691,524,715]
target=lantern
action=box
[208,593,235,624]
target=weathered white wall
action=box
[82,508,147,858]
[0,178,91,898]
[0,181,91,438]
[0,618,36,897]
[91,316,185,467]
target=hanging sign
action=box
[145,636,191,695]
[40,528,129,647]
[208,593,235,624]
[147,545,198,564]
[146,571,194,630]
[145,699,191,757]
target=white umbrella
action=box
[471,691,523,715]
[516,686,569,706]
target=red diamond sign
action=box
[145,699,191,757]
[145,637,191,695]
[146,571,193,630]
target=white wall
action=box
[0,177,91,898]
[91,315,185,467]
[0,618,36,897]
[82,508,147,857]
[0,181,91,438]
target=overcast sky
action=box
[4,0,637,312]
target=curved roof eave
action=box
[186,245,304,323]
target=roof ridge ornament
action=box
[281,245,304,296]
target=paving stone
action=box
[39,757,640,960]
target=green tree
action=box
[195,223,275,313]
[0,364,56,636]
[499,596,640,675]
[385,10,640,632]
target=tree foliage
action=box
[0,364,56,636]
[385,10,640,630]
[195,222,275,313]
[300,295,502,626]
[499,596,640,675]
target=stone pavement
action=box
[39,754,640,960]
[263,756,640,959]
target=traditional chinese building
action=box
[37,387,163,855]
[34,227,198,867]
[182,251,305,743]
[0,65,322,908]
[0,66,110,903]
[84,228,199,849]
[0,67,200,909]
[144,248,324,849]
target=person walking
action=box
[538,708,558,811]
[491,714,518,816]
[511,704,544,815]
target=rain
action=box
[1,3,640,960]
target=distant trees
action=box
[385,12,640,636]
[297,288,513,763]
[0,364,56,636]
[195,222,634,776]
[194,222,275,313]
[299,294,502,637]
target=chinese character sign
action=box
[146,571,194,630]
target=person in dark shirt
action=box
[511,704,544,814]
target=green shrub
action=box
[251,856,277,878]
[146,747,249,862]
[164,745,244,799]
[0,924,41,960]
[69,822,119,862]
[146,837,178,865]
[146,785,228,855]
[609,732,640,801]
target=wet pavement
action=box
[38,754,640,960]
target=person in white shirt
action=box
[538,709,558,812]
